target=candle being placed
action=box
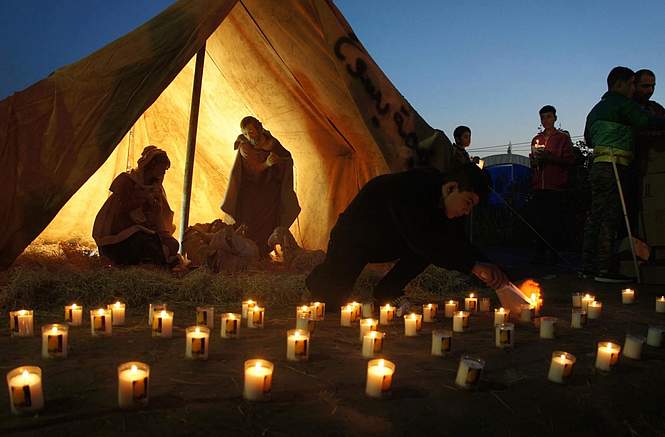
[365,359,395,398]
[431,329,453,356]
[91,308,112,336]
[571,293,583,308]
[362,331,385,358]
[151,310,173,338]
[479,297,490,312]
[361,302,374,318]
[581,294,595,311]
[519,304,534,323]
[148,303,166,327]
[220,313,241,339]
[359,318,378,341]
[196,306,215,329]
[621,288,635,304]
[185,326,210,360]
[403,313,421,337]
[422,303,438,322]
[6,366,44,415]
[64,303,83,326]
[41,324,68,359]
[587,301,602,319]
[495,323,514,349]
[286,329,310,361]
[444,300,458,318]
[9,310,34,337]
[379,304,395,325]
[656,297,665,313]
[241,299,256,319]
[464,293,478,312]
[455,356,484,389]
[243,359,273,401]
[595,341,621,371]
[341,305,355,327]
[646,325,665,347]
[117,362,149,409]
[453,311,470,333]
[547,352,576,384]
[309,302,325,320]
[540,317,558,339]
[571,308,587,329]
[494,307,510,325]
[107,301,126,326]
[623,334,645,359]
[247,306,265,329]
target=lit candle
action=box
[571,293,583,308]
[365,359,395,398]
[41,324,68,359]
[646,325,665,347]
[587,301,602,319]
[309,302,325,320]
[403,313,421,337]
[196,306,215,329]
[621,288,635,304]
[539,317,558,339]
[286,329,310,361]
[595,341,621,371]
[379,304,395,325]
[107,301,126,326]
[519,304,534,323]
[581,294,595,311]
[6,366,44,415]
[340,305,355,327]
[64,303,83,326]
[547,352,576,384]
[350,301,362,320]
[359,318,378,341]
[296,305,311,319]
[479,297,490,312]
[656,297,665,313]
[148,303,166,327]
[431,329,453,356]
[296,312,315,333]
[455,356,484,389]
[91,308,112,336]
[422,303,437,322]
[493,307,510,325]
[530,293,543,316]
[571,308,587,329]
[185,326,210,360]
[623,334,645,360]
[243,359,273,401]
[247,306,265,329]
[495,323,514,348]
[362,331,385,358]
[117,362,149,409]
[464,293,478,312]
[453,311,470,333]
[444,300,458,318]
[361,302,374,318]
[9,310,34,337]
[241,299,256,319]
[151,310,173,338]
[220,313,241,339]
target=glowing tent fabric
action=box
[0,0,451,269]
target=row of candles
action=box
[6,290,665,414]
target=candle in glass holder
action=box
[243,359,273,401]
[6,366,44,415]
[623,334,644,359]
[453,311,469,333]
[9,310,33,337]
[117,361,149,409]
[571,293,583,308]
[365,359,395,398]
[241,299,256,319]
[444,300,458,318]
[403,313,422,336]
[581,294,595,311]
[350,301,362,320]
[91,308,112,336]
[540,317,558,339]
[464,293,478,312]
[309,302,325,320]
[530,293,543,316]
[495,323,514,348]
[379,304,395,325]
[362,331,385,358]
[479,297,490,312]
[647,325,664,347]
[341,305,355,327]
[519,304,534,323]
[431,329,453,356]
[296,305,311,319]
[422,303,437,322]
[656,297,665,313]
[455,356,484,389]
[220,313,241,339]
[247,306,265,329]
[185,326,210,360]
[286,329,310,361]
[494,307,510,325]
[64,303,83,326]
[151,310,173,338]
[547,352,576,383]
[148,303,166,327]
[107,301,126,326]
[595,341,621,371]
[296,312,316,333]
[196,306,215,329]
[571,308,587,329]
[41,324,68,359]
[359,318,378,341]
[361,302,374,318]
[587,301,602,319]
[621,288,635,304]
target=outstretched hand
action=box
[471,262,508,289]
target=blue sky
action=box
[1,0,664,156]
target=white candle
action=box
[196,306,215,329]
[151,310,173,338]
[309,302,325,320]
[547,352,576,384]
[621,288,635,304]
[656,297,665,313]
[595,341,621,371]
[107,301,126,326]
[6,366,44,415]
[41,324,68,359]
[379,304,395,325]
[243,359,273,401]
[647,325,664,347]
[479,297,490,312]
[148,303,166,327]
[359,318,378,341]
[349,301,362,320]
[495,323,514,348]
[64,303,83,326]
[519,304,534,323]
[286,329,310,361]
[340,305,355,327]
[241,299,256,319]
[220,313,241,339]
[247,306,265,329]
[571,293,583,308]
[464,293,478,312]
[623,334,644,359]
[296,305,311,319]
[453,311,469,333]
[587,301,602,319]
[296,313,316,333]
[571,308,587,329]
[444,300,458,318]
[431,329,453,356]
[117,362,149,409]
[422,304,437,322]
[581,294,595,311]
[365,359,395,398]
[90,308,112,336]
[403,313,421,337]
[455,356,484,389]
[494,307,510,325]
[361,302,374,318]
[9,310,33,337]
[185,326,210,360]
[539,317,557,339]
[362,331,385,358]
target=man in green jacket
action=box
[582,66,665,282]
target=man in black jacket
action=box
[306,163,507,311]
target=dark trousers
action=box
[100,231,167,266]
[528,189,568,252]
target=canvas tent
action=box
[0,0,455,269]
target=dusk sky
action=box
[1,0,664,157]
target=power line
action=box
[467,134,583,152]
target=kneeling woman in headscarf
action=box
[93,146,179,267]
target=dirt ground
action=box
[1,271,665,437]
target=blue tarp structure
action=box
[483,155,532,208]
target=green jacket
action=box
[584,91,660,166]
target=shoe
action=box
[593,271,634,283]
[391,295,413,317]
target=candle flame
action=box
[344,305,353,311]
[115,301,121,307]
[409,313,417,319]
[498,307,505,313]
[384,304,392,309]
[254,362,261,371]
[195,327,200,334]
[560,353,566,360]
[72,303,77,308]
[130,364,138,374]
[51,326,58,333]
[659,296,665,301]
[97,308,104,315]
[369,331,378,338]
[427,304,432,309]
[448,300,454,304]
[584,294,592,299]
[378,359,385,368]
[18,310,26,316]
[469,293,474,298]
[21,370,29,381]
[160,310,167,317]
[300,305,309,312]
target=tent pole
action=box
[178,44,206,254]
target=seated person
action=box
[306,163,508,313]
[93,146,179,266]
[221,116,300,256]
